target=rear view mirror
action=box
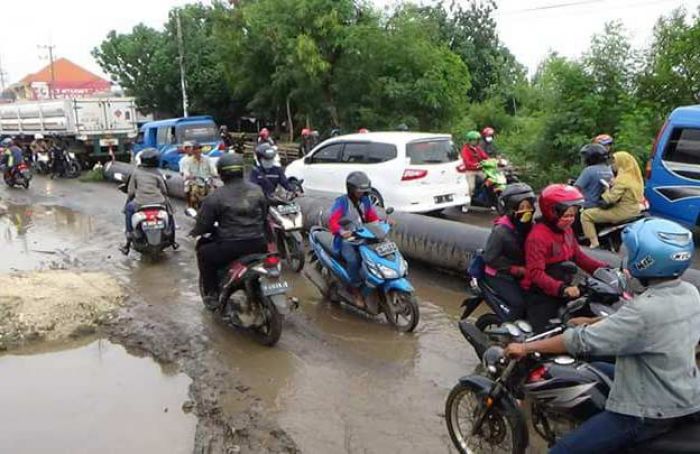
[385,207,395,215]
[185,208,197,218]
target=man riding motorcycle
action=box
[1,138,24,178]
[460,130,489,212]
[328,171,380,307]
[575,143,614,209]
[250,143,294,198]
[506,217,700,454]
[190,153,269,308]
[120,148,172,255]
[179,140,217,209]
[257,128,275,146]
[219,125,234,148]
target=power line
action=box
[500,0,681,16]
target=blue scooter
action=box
[305,210,420,332]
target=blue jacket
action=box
[2,146,24,168]
[249,165,292,197]
[328,194,380,251]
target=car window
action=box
[310,143,343,164]
[663,128,700,165]
[156,127,171,145]
[341,143,369,163]
[406,139,458,164]
[178,124,218,143]
[367,143,397,163]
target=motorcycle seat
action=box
[313,230,337,256]
[138,204,167,211]
[238,253,270,265]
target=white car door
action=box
[302,142,344,195]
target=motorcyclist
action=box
[328,171,381,307]
[506,217,700,454]
[480,127,497,156]
[521,184,607,332]
[257,128,275,146]
[482,183,536,321]
[219,125,234,148]
[460,130,489,212]
[581,151,644,248]
[189,153,269,308]
[299,128,314,156]
[575,143,613,209]
[250,143,294,198]
[179,140,217,209]
[29,134,47,165]
[120,148,171,255]
[1,138,24,178]
[48,137,66,179]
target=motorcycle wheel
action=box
[67,161,81,178]
[475,313,501,333]
[445,382,527,454]
[250,296,283,347]
[284,232,305,273]
[22,178,29,189]
[383,291,420,332]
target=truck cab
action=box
[132,116,221,171]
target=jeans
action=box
[483,275,526,321]
[340,241,361,285]
[550,410,678,454]
[124,201,136,233]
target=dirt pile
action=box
[0,270,123,350]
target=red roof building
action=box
[9,58,111,100]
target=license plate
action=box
[276,204,299,215]
[261,279,290,296]
[434,194,454,204]
[374,241,398,257]
[142,221,164,230]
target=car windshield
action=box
[406,139,457,164]
[178,124,218,143]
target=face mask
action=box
[557,217,575,230]
[485,137,493,143]
[515,210,533,224]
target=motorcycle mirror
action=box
[185,208,198,218]
[502,322,522,338]
[385,207,395,215]
[514,320,533,334]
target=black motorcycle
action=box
[445,311,700,453]
[461,258,626,338]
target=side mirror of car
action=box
[304,157,311,165]
[385,207,395,215]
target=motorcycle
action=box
[497,156,519,184]
[186,211,297,347]
[3,162,32,189]
[305,210,420,332]
[267,190,305,273]
[445,311,700,453]
[470,158,507,210]
[34,151,51,175]
[461,256,626,341]
[50,147,81,178]
[184,176,212,210]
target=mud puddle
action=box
[0,339,196,454]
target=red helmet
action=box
[481,127,495,138]
[301,128,311,137]
[259,128,270,140]
[538,184,584,223]
[593,134,613,147]
[358,128,369,134]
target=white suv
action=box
[286,132,470,213]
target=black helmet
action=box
[217,153,244,180]
[140,148,160,168]
[580,143,609,166]
[497,183,536,216]
[397,123,409,131]
[346,171,371,196]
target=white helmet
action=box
[34,133,44,140]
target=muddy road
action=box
[0,177,480,453]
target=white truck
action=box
[0,97,139,163]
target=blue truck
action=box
[132,116,222,171]
[645,105,700,229]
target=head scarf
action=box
[613,151,644,202]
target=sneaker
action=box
[119,244,130,255]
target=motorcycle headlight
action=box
[367,262,399,279]
[398,258,408,276]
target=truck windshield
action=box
[406,139,458,164]
[177,124,218,143]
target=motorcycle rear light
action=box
[401,168,428,181]
[144,210,159,221]
[218,143,225,150]
[527,365,548,383]
[264,255,281,267]
[456,164,467,173]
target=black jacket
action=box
[482,218,527,278]
[190,179,268,242]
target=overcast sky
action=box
[1,0,699,87]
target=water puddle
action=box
[0,339,196,454]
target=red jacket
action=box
[461,144,489,171]
[521,222,606,297]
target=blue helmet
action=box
[1,137,12,147]
[621,217,694,279]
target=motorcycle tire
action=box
[22,178,29,189]
[383,291,420,333]
[445,381,527,454]
[475,313,502,333]
[250,296,283,347]
[67,161,81,178]
[284,232,305,273]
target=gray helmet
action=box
[255,143,277,162]
[1,137,13,147]
[580,143,609,166]
[497,183,536,216]
[217,153,244,179]
[139,148,160,168]
[346,171,371,196]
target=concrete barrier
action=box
[102,161,700,286]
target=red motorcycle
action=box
[3,163,32,189]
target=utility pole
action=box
[0,54,7,93]
[176,10,189,117]
[38,44,56,99]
